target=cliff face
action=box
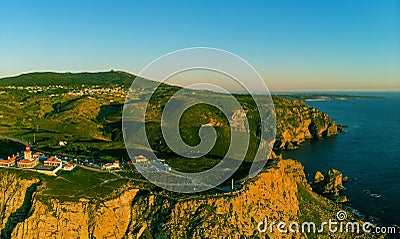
[274,98,338,149]
[0,173,39,239]
[0,160,378,239]
[8,189,138,239]
[126,159,308,239]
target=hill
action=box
[0,71,338,172]
[0,71,134,87]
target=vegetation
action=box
[0,71,340,202]
[296,182,369,238]
[0,71,134,87]
[0,166,131,202]
[0,139,25,157]
[0,71,335,161]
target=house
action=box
[44,156,62,167]
[17,146,39,168]
[102,161,120,170]
[63,163,75,171]
[135,155,148,163]
[0,155,17,167]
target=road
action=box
[0,135,29,145]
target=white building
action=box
[63,163,75,171]
[102,161,120,170]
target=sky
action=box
[0,0,399,91]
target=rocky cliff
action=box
[0,160,381,239]
[273,97,339,150]
[0,173,39,239]
[313,169,348,203]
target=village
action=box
[1,84,127,106]
[2,84,126,97]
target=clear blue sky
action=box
[0,0,399,91]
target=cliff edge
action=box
[274,97,338,149]
[0,160,381,239]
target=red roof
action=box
[33,152,43,156]
[65,163,74,168]
[44,156,61,163]
[45,156,55,161]
[18,159,32,164]
[0,156,17,163]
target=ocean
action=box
[282,92,400,226]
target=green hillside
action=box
[0,71,338,175]
[0,71,134,87]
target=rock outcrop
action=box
[313,169,348,203]
[274,97,339,149]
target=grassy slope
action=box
[0,166,130,202]
[0,71,337,168]
[0,71,339,202]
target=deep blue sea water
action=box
[282,92,400,226]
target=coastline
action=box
[282,93,400,227]
[0,90,397,237]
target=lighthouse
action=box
[24,145,32,160]
[17,145,39,168]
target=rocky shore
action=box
[313,169,348,203]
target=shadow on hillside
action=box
[97,104,123,141]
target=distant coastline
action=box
[274,93,386,102]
